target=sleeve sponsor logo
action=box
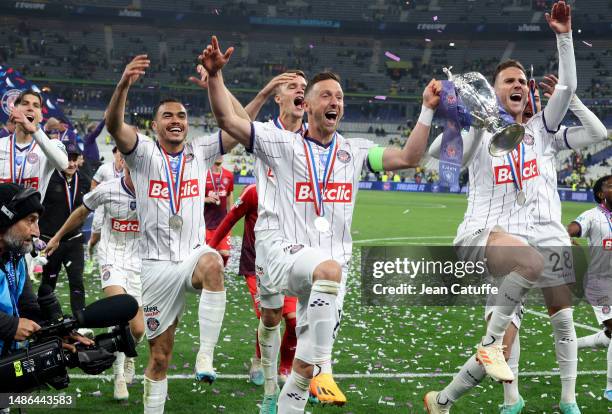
[111,218,140,232]
[494,159,539,185]
[295,182,353,203]
[148,179,200,199]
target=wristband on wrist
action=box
[418,105,434,127]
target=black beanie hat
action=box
[0,184,44,230]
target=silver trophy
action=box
[444,68,524,157]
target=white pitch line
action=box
[71,370,605,381]
[525,308,600,332]
[354,236,455,244]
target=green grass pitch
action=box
[33,189,611,413]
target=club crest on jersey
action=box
[522,133,535,145]
[1,89,21,116]
[604,239,612,250]
[603,305,611,315]
[295,182,352,203]
[147,318,160,332]
[130,201,137,210]
[26,153,39,164]
[102,270,111,281]
[148,179,200,199]
[494,159,539,185]
[284,244,304,254]
[336,150,351,163]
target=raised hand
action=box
[259,73,301,98]
[10,107,38,134]
[119,54,150,88]
[423,79,441,110]
[188,64,209,89]
[545,1,571,34]
[198,36,234,77]
[539,74,559,98]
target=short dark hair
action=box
[593,175,612,204]
[493,60,526,84]
[153,98,184,119]
[304,72,342,97]
[14,89,43,107]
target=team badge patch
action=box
[603,306,611,315]
[522,133,534,145]
[27,153,39,164]
[147,317,160,332]
[130,201,137,210]
[336,150,351,163]
[102,270,111,281]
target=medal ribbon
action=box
[5,255,20,317]
[599,203,612,234]
[303,133,338,217]
[63,172,79,213]
[10,133,37,185]
[506,143,525,193]
[158,144,186,216]
[208,170,219,195]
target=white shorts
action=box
[141,245,221,340]
[100,264,142,306]
[454,225,512,265]
[529,223,576,288]
[254,230,331,311]
[592,305,612,325]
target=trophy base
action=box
[488,124,525,157]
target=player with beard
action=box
[106,55,248,413]
[424,2,583,413]
[202,35,440,413]
[0,90,68,198]
[570,176,612,400]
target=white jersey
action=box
[574,206,612,280]
[457,122,542,238]
[123,132,222,261]
[83,177,141,272]
[0,134,66,199]
[93,161,124,184]
[251,121,374,267]
[254,118,306,232]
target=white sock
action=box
[113,352,126,378]
[319,308,342,375]
[143,376,167,414]
[438,355,485,405]
[198,289,226,359]
[320,360,333,375]
[486,272,533,342]
[503,333,521,405]
[306,284,339,365]
[551,308,578,404]
[577,330,610,349]
[258,320,281,395]
[607,335,612,390]
[278,371,310,413]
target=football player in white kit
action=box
[0,89,68,198]
[424,2,582,413]
[44,164,144,401]
[105,55,248,414]
[201,35,440,413]
[570,175,612,400]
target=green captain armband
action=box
[367,146,385,172]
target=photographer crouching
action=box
[0,184,138,398]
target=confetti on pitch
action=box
[582,41,592,47]
[384,51,401,61]
[374,96,387,100]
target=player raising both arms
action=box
[0,90,68,197]
[425,2,581,413]
[201,35,439,413]
[570,175,612,400]
[105,55,248,413]
[44,164,144,401]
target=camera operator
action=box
[0,183,93,356]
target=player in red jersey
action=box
[209,184,298,387]
[204,156,234,265]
